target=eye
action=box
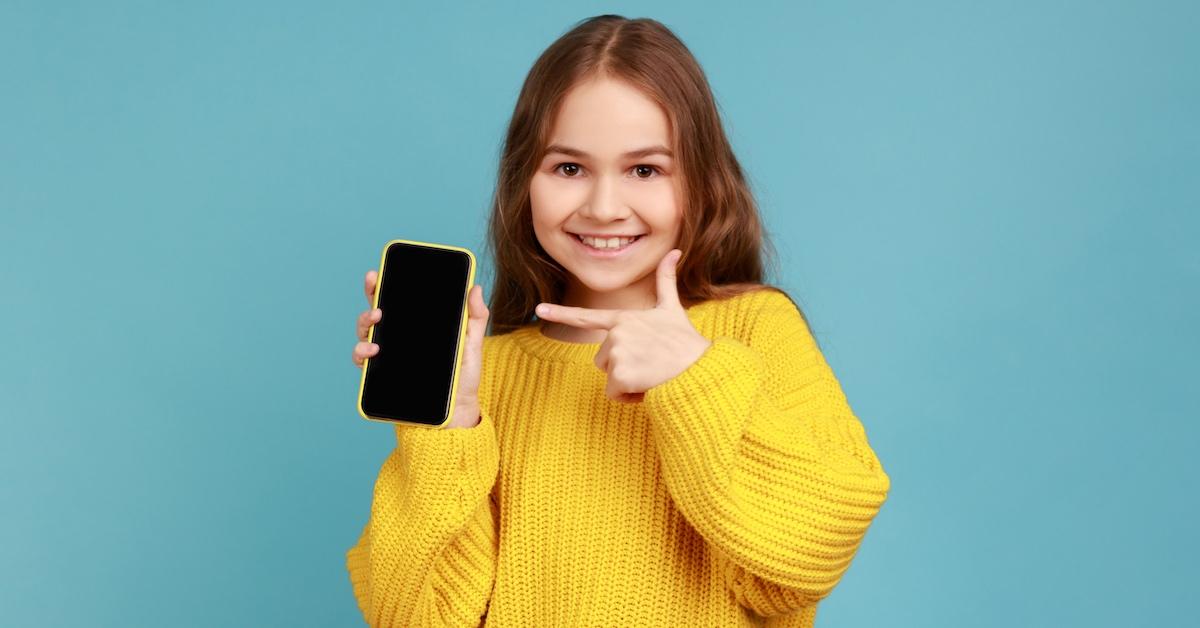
[553,162,582,177]
[633,165,661,179]
[551,163,663,179]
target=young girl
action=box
[347,15,890,627]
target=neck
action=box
[560,275,657,311]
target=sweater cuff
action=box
[643,336,766,505]
[393,405,501,524]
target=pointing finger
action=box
[536,303,620,330]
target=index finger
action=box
[364,270,378,306]
[535,303,620,330]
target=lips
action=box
[570,232,644,257]
[569,233,646,239]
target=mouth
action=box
[568,232,646,258]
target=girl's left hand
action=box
[535,248,713,403]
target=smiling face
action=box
[530,75,684,313]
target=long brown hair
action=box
[483,14,813,341]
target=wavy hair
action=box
[483,14,812,340]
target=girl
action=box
[347,14,890,628]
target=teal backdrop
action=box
[2,1,1196,626]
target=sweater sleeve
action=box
[642,292,891,617]
[345,405,501,627]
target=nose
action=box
[579,173,629,222]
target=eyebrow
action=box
[544,143,674,159]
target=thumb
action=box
[467,284,489,331]
[455,285,488,410]
[655,249,683,309]
[462,285,488,371]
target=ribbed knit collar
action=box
[510,301,715,365]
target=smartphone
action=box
[357,239,476,429]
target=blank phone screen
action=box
[360,241,471,426]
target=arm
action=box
[346,406,501,627]
[643,292,891,617]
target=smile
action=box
[570,233,645,258]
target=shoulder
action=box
[707,285,815,353]
[705,284,804,325]
[741,285,802,317]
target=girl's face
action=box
[530,76,683,311]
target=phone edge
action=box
[355,238,477,430]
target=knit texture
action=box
[346,288,890,627]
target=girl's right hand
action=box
[352,269,490,429]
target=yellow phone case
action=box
[356,238,476,429]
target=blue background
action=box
[3,1,1196,626]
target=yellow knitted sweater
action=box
[346,288,890,627]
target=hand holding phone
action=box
[353,239,488,429]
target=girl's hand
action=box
[352,270,382,368]
[353,269,490,428]
[535,249,712,403]
[445,283,490,427]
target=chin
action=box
[570,270,635,293]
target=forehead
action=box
[547,77,672,155]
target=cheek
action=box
[528,174,558,226]
[639,183,682,232]
[529,176,570,249]
[531,173,576,214]
[528,173,548,210]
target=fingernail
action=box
[536,304,549,316]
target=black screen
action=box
[360,241,471,426]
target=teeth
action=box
[579,235,639,249]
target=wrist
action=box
[447,404,481,429]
